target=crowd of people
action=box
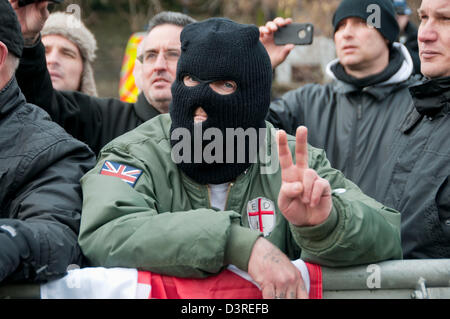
[0,0,448,299]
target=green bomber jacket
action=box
[78,114,402,278]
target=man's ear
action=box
[0,42,8,69]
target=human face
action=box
[43,35,84,92]
[417,0,450,78]
[140,24,182,113]
[334,17,390,78]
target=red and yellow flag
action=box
[119,32,145,103]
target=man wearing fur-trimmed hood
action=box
[42,12,98,96]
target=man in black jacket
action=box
[0,0,96,283]
[10,0,196,155]
[262,0,419,200]
[374,0,450,258]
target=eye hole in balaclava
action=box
[183,75,238,97]
[169,17,272,185]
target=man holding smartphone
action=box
[262,0,419,202]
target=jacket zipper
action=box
[224,183,234,211]
[348,100,363,179]
[206,185,212,209]
[357,103,363,120]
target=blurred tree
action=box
[109,0,162,31]
[407,0,422,25]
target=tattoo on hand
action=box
[264,246,284,264]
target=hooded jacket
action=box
[16,40,161,155]
[0,78,96,283]
[267,43,420,200]
[375,76,450,258]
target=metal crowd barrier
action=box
[322,259,450,299]
[1,259,449,299]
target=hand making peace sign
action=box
[277,126,332,227]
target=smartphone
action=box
[274,23,314,46]
[18,0,63,7]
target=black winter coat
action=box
[0,78,96,283]
[267,44,419,200]
[16,40,161,155]
[375,76,450,258]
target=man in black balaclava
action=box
[79,17,402,300]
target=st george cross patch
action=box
[100,160,143,187]
[247,197,276,237]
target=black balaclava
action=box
[170,18,272,185]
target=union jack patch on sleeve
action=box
[100,160,143,187]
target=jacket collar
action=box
[400,76,450,133]
[133,93,161,122]
[409,76,450,117]
[0,77,26,117]
[326,42,415,100]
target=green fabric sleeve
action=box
[288,146,403,267]
[224,225,262,272]
[79,147,259,278]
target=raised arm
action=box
[11,0,115,154]
[10,0,55,114]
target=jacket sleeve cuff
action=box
[0,220,31,281]
[21,37,45,65]
[224,224,262,272]
[23,33,42,49]
[289,203,339,246]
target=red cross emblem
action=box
[247,197,276,237]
